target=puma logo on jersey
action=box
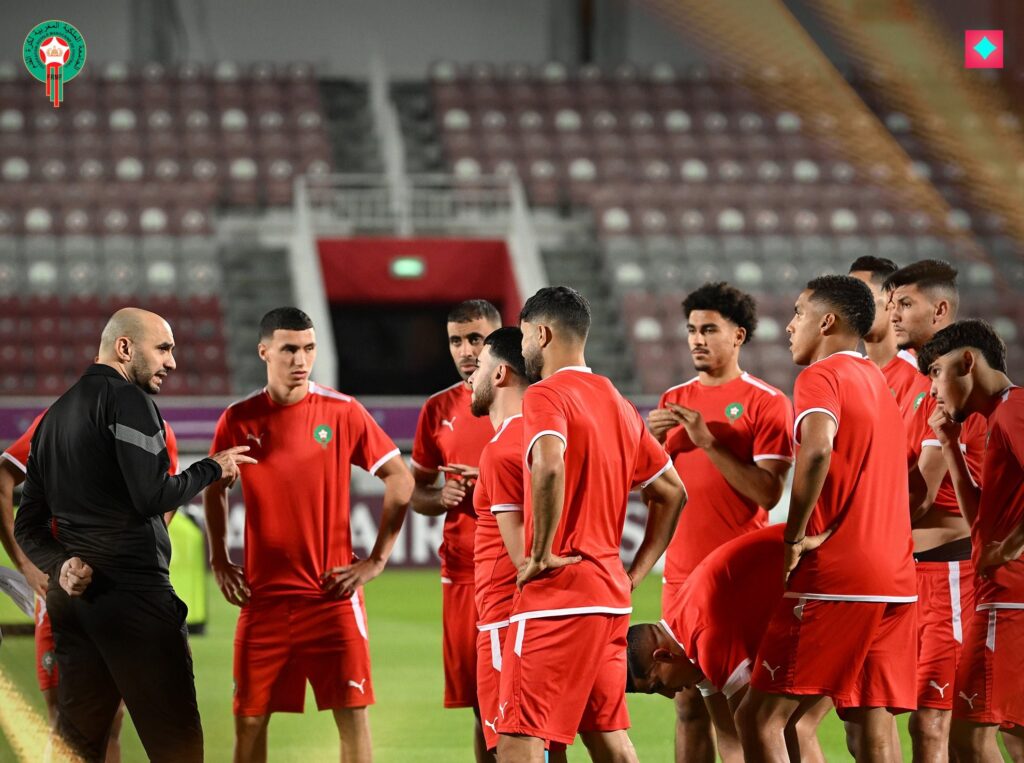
[929,681,949,698]
[959,691,978,709]
[441,417,456,431]
[246,432,264,447]
[761,661,781,680]
[498,701,509,719]
[484,718,498,734]
[347,679,367,694]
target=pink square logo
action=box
[965,30,1003,68]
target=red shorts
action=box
[752,598,917,714]
[497,613,630,746]
[233,592,374,716]
[477,624,508,751]
[443,579,478,708]
[916,561,975,710]
[953,606,1024,727]
[34,597,58,692]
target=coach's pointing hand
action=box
[211,445,258,488]
[212,558,250,606]
[322,557,385,599]
[59,557,93,597]
[516,553,583,589]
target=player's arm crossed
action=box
[627,466,686,590]
[783,412,837,584]
[323,454,414,598]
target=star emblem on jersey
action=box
[913,392,926,410]
[313,424,333,447]
[725,402,744,422]
[42,651,55,675]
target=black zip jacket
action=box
[14,364,222,590]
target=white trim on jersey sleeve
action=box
[752,453,794,463]
[490,503,523,514]
[368,448,401,476]
[639,458,673,489]
[509,605,633,623]
[976,602,1024,610]
[409,458,438,475]
[524,430,567,472]
[0,451,26,473]
[921,438,967,453]
[697,679,719,697]
[793,407,839,444]
[783,592,918,603]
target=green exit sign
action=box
[390,256,426,279]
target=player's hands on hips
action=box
[212,558,250,606]
[19,558,49,599]
[928,406,961,447]
[516,553,583,589]
[782,527,833,586]
[322,558,385,598]
[646,408,683,443]
[668,404,715,450]
[59,557,92,597]
[979,539,1023,578]
[210,445,258,488]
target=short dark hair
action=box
[447,299,501,326]
[259,307,313,341]
[882,259,959,296]
[917,319,1007,374]
[848,256,898,285]
[806,275,876,338]
[519,286,591,341]
[682,282,758,344]
[625,624,657,694]
[484,327,527,380]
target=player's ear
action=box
[257,342,269,362]
[493,362,508,387]
[652,647,677,664]
[539,323,555,348]
[115,336,133,362]
[959,349,975,376]
[735,326,746,346]
[819,311,836,334]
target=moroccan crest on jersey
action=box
[314,424,333,447]
[23,20,86,108]
[725,402,744,421]
[913,391,926,410]
[42,650,55,674]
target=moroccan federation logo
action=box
[41,650,56,675]
[314,424,333,447]
[23,20,86,108]
[913,392,926,410]
[725,402,744,422]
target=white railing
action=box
[368,53,411,234]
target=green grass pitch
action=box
[0,569,966,761]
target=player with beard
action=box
[646,282,793,763]
[847,257,920,418]
[739,277,917,763]
[884,261,988,760]
[497,287,686,763]
[411,300,503,762]
[919,320,1024,761]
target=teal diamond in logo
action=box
[974,35,997,60]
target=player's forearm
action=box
[939,440,980,525]
[529,463,565,562]
[1001,519,1024,561]
[410,483,448,516]
[202,486,232,564]
[496,511,526,567]
[0,477,31,569]
[368,474,412,564]
[785,448,831,541]
[704,443,785,509]
[629,480,686,584]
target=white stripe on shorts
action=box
[490,628,503,671]
[948,561,963,644]
[986,610,997,652]
[514,620,525,657]
[351,589,368,640]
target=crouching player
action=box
[919,320,1024,761]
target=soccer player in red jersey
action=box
[847,257,921,414]
[204,307,413,763]
[884,261,988,759]
[918,320,1024,760]
[739,276,917,763]
[645,282,793,763]
[1,410,180,763]
[465,327,533,755]
[411,299,502,762]
[497,286,686,763]
[626,525,833,763]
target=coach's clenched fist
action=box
[59,556,93,596]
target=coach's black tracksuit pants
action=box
[47,583,203,763]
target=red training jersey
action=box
[908,394,986,515]
[473,414,524,627]
[882,349,926,430]
[412,381,494,584]
[211,382,400,599]
[664,525,785,696]
[974,386,1024,606]
[513,366,672,620]
[789,351,915,600]
[658,372,793,583]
